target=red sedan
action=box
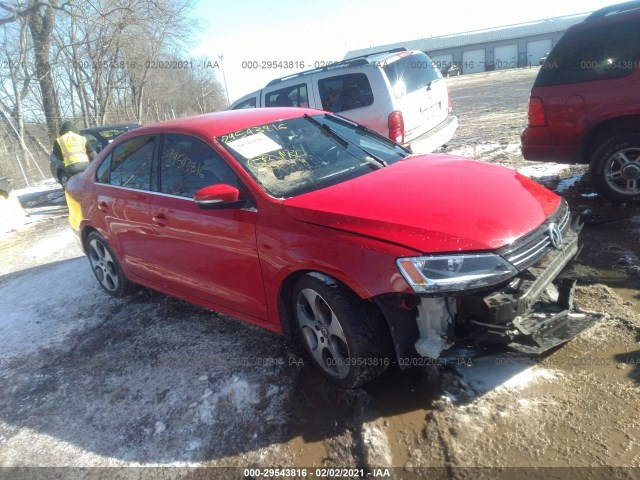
[65,108,598,387]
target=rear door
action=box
[93,135,158,281]
[382,51,449,143]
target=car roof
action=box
[136,107,325,138]
[264,48,413,88]
[584,1,640,22]
[81,123,140,133]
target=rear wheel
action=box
[590,133,640,204]
[292,273,392,388]
[86,232,133,297]
[59,171,69,189]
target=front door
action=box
[145,134,268,319]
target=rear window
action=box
[106,136,155,190]
[535,18,640,86]
[318,73,374,113]
[382,52,442,98]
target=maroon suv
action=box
[521,2,640,204]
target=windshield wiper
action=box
[303,114,348,148]
[307,114,391,169]
[303,114,386,170]
[327,114,411,155]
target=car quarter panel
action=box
[253,201,420,327]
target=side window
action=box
[265,84,309,108]
[318,73,373,112]
[96,153,112,184]
[232,97,257,109]
[109,136,155,190]
[160,134,239,198]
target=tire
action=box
[59,171,69,189]
[86,232,133,297]
[590,133,640,204]
[292,273,392,388]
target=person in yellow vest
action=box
[51,120,97,182]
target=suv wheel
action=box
[292,273,391,388]
[59,171,69,189]
[590,133,640,204]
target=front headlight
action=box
[397,254,517,294]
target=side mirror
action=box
[194,184,244,209]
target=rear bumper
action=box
[520,127,580,163]
[406,115,458,154]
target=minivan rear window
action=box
[535,18,640,87]
[383,52,442,98]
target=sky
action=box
[192,0,617,103]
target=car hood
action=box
[283,155,561,253]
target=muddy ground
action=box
[0,67,639,480]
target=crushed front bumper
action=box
[460,221,602,354]
[377,212,601,367]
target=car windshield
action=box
[217,114,409,198]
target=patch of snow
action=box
[0,181,67,239]
[506,143,520,153]
[517,163,570,179]
[266,385,280,397]
[500,367,560,389]
[455,355,560,396]
[362,423,393,466]
[0,258,102,360]
[186,440,202,451]
[196,377,260,426]
[555,173,585,193]
[475,142,501,154]
[447,146,475,157]
[22,227,77,263]
[14,179,60,197]
[154,422,166,434]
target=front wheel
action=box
[590,133,640,204]
[86,232,133,297]
[292,273,392,388]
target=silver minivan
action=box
[229,48,458,153]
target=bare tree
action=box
[0,7,32,163]
[26,0,63,140]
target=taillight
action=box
[447,88,453,114]
[388,111,404,144]
[527,96,546,127]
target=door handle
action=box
[98,201,108,212]
[152,212,168,227]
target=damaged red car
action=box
[65,108,599,388]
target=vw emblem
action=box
[548,223,563,249]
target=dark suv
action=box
[50,123,140,186]
[521,2,640,204]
